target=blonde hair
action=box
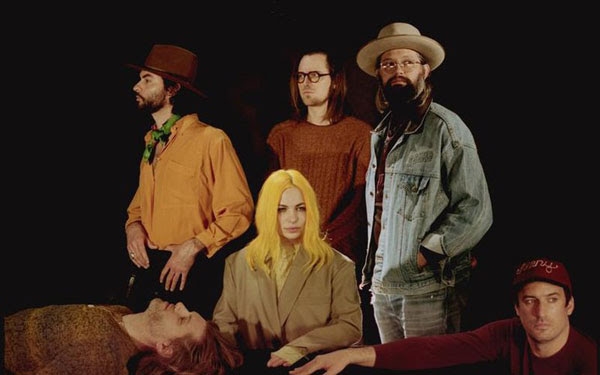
[246,169,333,274]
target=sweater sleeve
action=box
[374,319,514,370]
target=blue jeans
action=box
[372,283,468,343]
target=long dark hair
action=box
[288,47,349,124]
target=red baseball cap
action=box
[512,258,572,295]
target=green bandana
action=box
[142,114,181,162]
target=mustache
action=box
[389,76,409,86]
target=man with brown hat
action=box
[290,257,598,375]
[355,22,493,343]
[124,44,254,319]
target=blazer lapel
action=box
[254,260,282,330]
[277,247,312,325]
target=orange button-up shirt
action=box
[126,114,254,257]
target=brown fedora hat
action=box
[127,44,207,98]
[357,22,445,77]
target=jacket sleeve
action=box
[283,258,362,356]
[212,256,240,346]
[421,142,493,257]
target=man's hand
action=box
[125,222,154,268]
[289,347,375,375]
[161,238,206,291]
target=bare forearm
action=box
[343,346,376,367]
[289,346,376,375]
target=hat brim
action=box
[513,276,572,295]
[357,35,445,76]
[126,63,207,99]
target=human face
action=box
[515,281,573,353]
[132,70,170,113]
[146,298,207,343]
[297,53,331,108]
[378,49,430,104]
[278,186,306,246]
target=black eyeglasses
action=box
[296,71,331,83]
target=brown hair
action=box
[289,48,348,124]
[135,321,242,375]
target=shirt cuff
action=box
[271,345,308,365]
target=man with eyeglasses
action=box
[266,47,372,281]
[355,22,493,344]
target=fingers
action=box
[266,356,289,368]
[160,268,187,292]
[127,248,149,269]
[289,358,334,375]
[179,273,187,291]
[127,248,141,267]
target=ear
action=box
[566,296,575,316]
[155,340,174,358]
[423,63,432,78]
[167,83,182,97]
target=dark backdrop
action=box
[7,2,598,345]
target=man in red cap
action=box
[123,44,254,318]
[289,258,598,375]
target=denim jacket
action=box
[362,103,493,295]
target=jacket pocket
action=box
[396,174,429,221]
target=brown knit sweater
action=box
[266,116,372,262]
[5,304,138,375]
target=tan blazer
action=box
[213,246,362,355]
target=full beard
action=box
[137,97,163,114]
[136,91,168,114]
[382,80,418,110]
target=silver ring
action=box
[130,253,135,258]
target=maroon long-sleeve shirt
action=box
[374,317,597,375]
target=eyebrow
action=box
[140,72,157,80]
[522,291,561,299]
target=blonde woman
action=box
[213,169,362,373]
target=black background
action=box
[6,2,598,344]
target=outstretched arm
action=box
[289,346,375,375]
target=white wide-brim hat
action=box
[357,22,445,76]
